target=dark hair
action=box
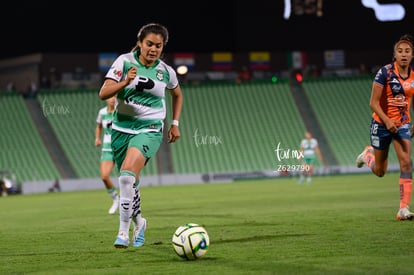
[131,23,169,52]
[394,34,414,51]
[392,34,413,62]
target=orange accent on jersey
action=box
[372,63,414,127]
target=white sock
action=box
[118,172,135,235]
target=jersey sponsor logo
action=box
[371,136,380,147]
[125,96,152,107]
[389,77,403,96]
[133,76,155,91]
[388,94,406,107]
[104,121,112,128]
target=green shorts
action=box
[111,130,163,170]
[101,151,114,162]
[303,157,316,165]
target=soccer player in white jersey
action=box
[298,131,321,184]
[95,96,119,214]
[99,23,183,248]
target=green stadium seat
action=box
[0,93,60,182]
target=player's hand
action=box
[126,67,137,84]
[385,120,397,134]
[95,138,101,146]
[168,125,180,143]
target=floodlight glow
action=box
[176,65,188,75]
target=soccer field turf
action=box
[1,172,413,274]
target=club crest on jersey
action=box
[156,70,164,81]
[403,82,412,90]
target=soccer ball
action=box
[172,223,209,260]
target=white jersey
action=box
[300,138,318,158]
[96,107,113,152]
[105,51,179,134]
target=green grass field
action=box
[1,172,414,274]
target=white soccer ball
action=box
[172,223,210,260]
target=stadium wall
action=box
[21,164,401,195]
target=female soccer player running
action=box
[356,34,414,220]
[99,23,183,247]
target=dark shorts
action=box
[370,119,411,150]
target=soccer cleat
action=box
[396,207,414,221]
[108,196,119,215]
[356,146,374,168]
[132,218,147,247]
[114,231,129,248]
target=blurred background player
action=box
[356,34,414,220]
[298,131,321,185]
[95,95,119,214]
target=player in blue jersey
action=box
[99,23,183,248]
[356,34,414,220]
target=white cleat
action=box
[397,206,414,221]
[356,146,374,168]
[108,196,119,215]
